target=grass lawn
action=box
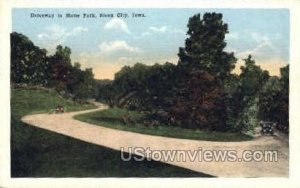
[11,87,211,177]
[75,108,253,142]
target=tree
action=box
[114,63,149,94]
[259,77,281,121]
[11,32,49,85]
[259,65,289,133]
[178,13,236,80]
[171,12,236,131]
[278,65,289,131]
[72,68,95,101]
[142,63,177,111]
[239,55,269,97]
[171,70,227,131]
[11,32,96,102]
[229,55,270,132]
[235,96,259,133]
[47,45,73,91]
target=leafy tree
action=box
[11,32,49,85]
[259,65,289,132]
[112,62,178,110]
[224,73,240,129]
[11,32,96,101]
[235,97,259,133]
[114,63,149,95]
[228,55,270,132]
[178,13,236,80]
[47,45,73,91]
[142,62,177,111]
[239,55,269,97]
[278,65,289,131]
[112,64,140,107]
[97,83,115,107]
[280,65,289,96]
[171,12,236,131]
[171,70,227,131]
[71,68,95,101]
[259,77,281,121]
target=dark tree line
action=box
[259,65,289,133]
[11,32,95,101]
[97,12,289,133]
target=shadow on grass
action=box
[11,121,213,177]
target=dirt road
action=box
[21,104,289,177]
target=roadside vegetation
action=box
[97,13,289,134]
[11,32,95,102]
[75,108,252,141]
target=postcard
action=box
[1,0,300,188]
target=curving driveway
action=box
[21,103,289,177]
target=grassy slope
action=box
[75,108,253,142]
[11,87,211,177]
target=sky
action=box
[12,8,289,79]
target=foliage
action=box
[177,13,236,80]
[67,65,95,101]
[239,55,270,98]
[96,12,288,134]
[171,70,227,131]
[110,62,177,112]
[173,13,236,131]
[11,32,49,85]
[224,55,270,132]
[234,97,259,133]
[75,108,252,142]
[46,45,72,91]
[11,32,95,101]
[259,77,281,121]
[259,65,289,132]
[94,79,113,101]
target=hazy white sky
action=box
[13,9,289,79]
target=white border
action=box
[1,0,300,187]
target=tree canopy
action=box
[11,32,95,101]
[178,13,236,80]
[97,12,288,133]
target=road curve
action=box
[21,104,289,177]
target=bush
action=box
[234,97,259,133]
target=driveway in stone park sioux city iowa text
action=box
[21,103,289,177]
